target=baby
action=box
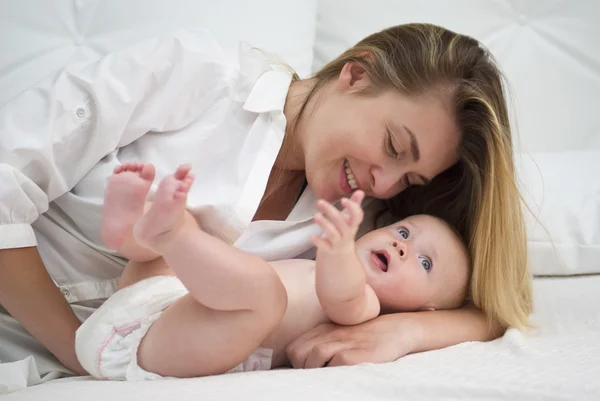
[76,163,470,380]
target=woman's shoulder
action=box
[231,43,295,106]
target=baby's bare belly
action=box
[261,260,329,368]
[121,258,327,369]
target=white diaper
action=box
[75,276,273,380]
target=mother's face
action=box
[302,64,462,202]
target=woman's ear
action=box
[337,61,371,92]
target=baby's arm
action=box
[312,191,380,326]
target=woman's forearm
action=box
[0,247,86,374]
[398,302,504,355]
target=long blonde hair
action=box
[289,23,531,329]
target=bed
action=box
[1,0,599,400]
[4,276,599,401]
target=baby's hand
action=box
[311,190,365,254]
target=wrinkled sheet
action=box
[3,275,599,401]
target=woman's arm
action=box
[0,29,232,370]
[399,302,503,354]
[0,247,86,374]
[286,303,503,368]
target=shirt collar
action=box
[233,44,293,114]
[243,70,292,113]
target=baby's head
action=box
[355,214,470,313]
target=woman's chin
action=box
[312,184,336,202]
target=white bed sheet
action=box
[5,275,599,401]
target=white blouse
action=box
[0,28,321,304]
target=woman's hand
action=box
[287,304,503,369]
[286,314,415,368]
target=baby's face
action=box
[355,214,469,313]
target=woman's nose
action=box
[370,165,404,198]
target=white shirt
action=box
[0,29,320,304]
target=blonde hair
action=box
[434,217,471,311]
[288,23,531,329]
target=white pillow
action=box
[313,0,600,153]
[313,1,600,275]
[0,0,317,107]
[518,151,600,275]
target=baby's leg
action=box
[134,167,285,313]
[133,168,287,376]
[102,162,159,261]
[138,291,286,377]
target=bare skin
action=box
[1,45,503,375]
[98,163,469,377]
[0,247,86,374]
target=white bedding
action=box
[1,2,598,400]
[5,275,599,401]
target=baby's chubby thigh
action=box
[137,267,289,377]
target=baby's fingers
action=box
[317,200,347,232]
[310,234,331,251]
[341,199,364,228]
[350,190,365,206]
[313,212,340,243]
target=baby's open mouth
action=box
[372,250,389,272]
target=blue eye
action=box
[419,257,432,272]
[398,227,409,239]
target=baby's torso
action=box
[120,258,329,369]
[261,259,329,368]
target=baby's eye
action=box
[419,256,432,272]
[397,227,409,239]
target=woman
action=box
[0,23,531,377]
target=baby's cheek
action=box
[392,277,430,309]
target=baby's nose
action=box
[392,241,407,257]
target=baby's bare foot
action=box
[101,163,156,250]
[133,164,194,252]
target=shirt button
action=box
[61,288,71,299]
[76,107,86,118]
